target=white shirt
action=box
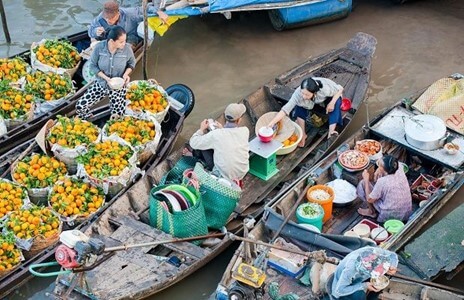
[281,77,343,115]
[189,127,250,180]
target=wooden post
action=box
[142,0,148,80]
[0,0,11,43]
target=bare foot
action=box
[298,134,307,148]
[182,147,193,157]
[358,207,377,218]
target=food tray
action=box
[354,219,392,245]
[338,150,370,172]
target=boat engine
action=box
[55,230,105,269]
[228,263,265,300]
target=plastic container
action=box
[296,203,324,231]
[306,185,334,223]
[384,219,405,234]
[276,121,303,155]
[352,223,371,238]
[370,227,389,243]
[258,126,274,143]
[108,77,125,90]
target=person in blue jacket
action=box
[330,246,398,299]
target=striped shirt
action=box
[370,168,412,222]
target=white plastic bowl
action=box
[352,223,371,238]
[108,77,125,90]
[343,230,360,238]
[276,121,303,155]
[370,227,388,242]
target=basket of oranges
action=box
[0,81,35,130]
[4,205,61,259]
[31,39,81,77]
[48,176,105,225]
[0,57,30,85]
[76,139,139,196]
[276,121,303,155]
[12,154,68,205]
[125,80,170,123]
[25,71,74,115]
[102,115,162,164]
[0,179,30,221]
[47,116,100,174]
[0,232,23,278]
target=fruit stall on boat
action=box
[0,79,195,298]
[214,74,464,300]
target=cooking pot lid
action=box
[404,114,446,142]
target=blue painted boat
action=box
[157,0,352,30]
[268,0,352,30]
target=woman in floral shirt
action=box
[330,246,398,299]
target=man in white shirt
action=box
[189,103,250,181]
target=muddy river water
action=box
[1,0,463,298]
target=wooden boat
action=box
[50,32,376,299]
[214,76,464,299]
[0,84,194,298]
[0,30,148,156]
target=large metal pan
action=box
[404,114,447,151]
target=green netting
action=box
[149,184,208,243]
[194,163,241,229]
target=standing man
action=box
[89,0,168,46]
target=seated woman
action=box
[357,155,412,222]
[330,246,398,299]
[268,77,344,147]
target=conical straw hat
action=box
[255,112,295,142]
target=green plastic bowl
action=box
[384,219,405,234]
[165,185,198,206]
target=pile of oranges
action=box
[126,81,168,114]
[48,116,99,148]
[106,116,156,146]
[282,134,299,147]
[77,140,133,179]
[49,177,105,218]
[25,71,73,101]
[6,206,60,240]
[0,232,22,272]
[33,40,80,69]
[0,81,34,120]
[0,179,27,219]
[13,154,67,189]
[0,57,29,82]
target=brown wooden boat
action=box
[214,75,464,300]
[0,83,194,298]
[51,32,377,299]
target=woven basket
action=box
[149,184,208,243]
[160,156,199,185]
[30,41,81,77]
[0,263,20,279]
[193,163,241,229]
[24,223,62,259]
[4,102,35,130]
[11,160,50,205]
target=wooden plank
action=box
[113,216,210,259]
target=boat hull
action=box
[269,0,352,31]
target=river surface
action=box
[2,0,464,299]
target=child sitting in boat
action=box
[357,155,412,222]
[268,77,344,147]
[329,246,398,299]
[184,103,250,183]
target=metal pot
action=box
[404,114,447,151]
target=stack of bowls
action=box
[153,184,198,213]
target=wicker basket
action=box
[4,102,35,131]
[0,262,20,279]
[24,223,62,259]
[11,160,51,205]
